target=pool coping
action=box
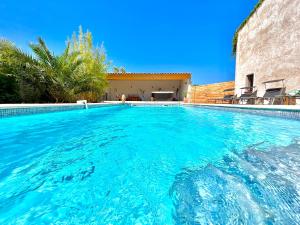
[0,103,119,118]
[182,103,300,112]
[183,103,300,120]
[104,101,300,111]
[0,102,119,109]
[1,102,300,119]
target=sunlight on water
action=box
[0,105,299,224]
[170,139,300,224]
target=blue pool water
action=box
[0,105,300,224]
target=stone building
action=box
[235,0,300,97]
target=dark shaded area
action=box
[0,75,20,103]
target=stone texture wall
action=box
[187,81,235,103]
[235,0,300,97]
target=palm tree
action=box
[0,39,48,102]
[1,30,109,103]
[29,38,83,102]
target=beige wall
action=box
[235,0,300,97]
[107,80,190,101]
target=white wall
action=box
[107,80,190,101]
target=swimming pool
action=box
[0,105,299,224]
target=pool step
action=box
[171,140,300,224]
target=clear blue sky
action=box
[0,0,258,84]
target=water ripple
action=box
[171,139,300,225]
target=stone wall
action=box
[187,81,235,103]
[235,0,300,97]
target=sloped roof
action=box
[107,73,191,81]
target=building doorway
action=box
[246,74,254,88]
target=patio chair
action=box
[259,79,286,105]
[214,88,236,104]
[260,88,286,105]
[238,87,257,104]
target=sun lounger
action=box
[259,88,286,105]
[256,79,286,105]
[239,90,257,104]
[212,88,236,104]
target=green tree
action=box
[29,38,83,102]
[0,27,110,103]
[0,39,48,103]
[68,26,109,102]
[113,66,126,74]
[0,38,83,103]
[113,66,120,73]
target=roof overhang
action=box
[107,73,191,81]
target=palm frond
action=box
[29,37,57,69]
